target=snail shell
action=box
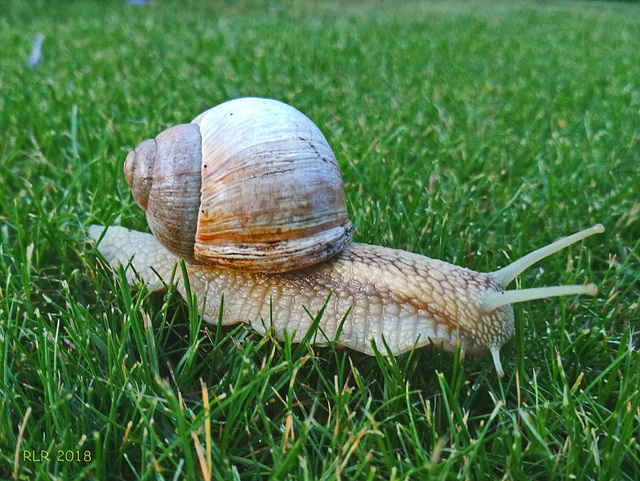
[124,97,354,273]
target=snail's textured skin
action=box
[89,225,513,358]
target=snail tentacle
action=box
[480,224,604,311]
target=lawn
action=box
[1,0,639,479]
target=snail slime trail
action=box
[89,97,605,377]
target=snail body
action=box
[89,97,604,377]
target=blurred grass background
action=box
[1,0,638,479]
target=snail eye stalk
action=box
[480,224,604,312]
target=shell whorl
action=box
[125,123,203,261]
[124,97,354,272]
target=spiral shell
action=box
[124,97,354,272]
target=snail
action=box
[88,97,604,377]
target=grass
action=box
[1,0,639,479]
